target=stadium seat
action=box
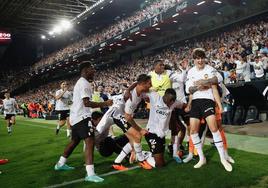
[245,105,261,124]
[233,106,246,125]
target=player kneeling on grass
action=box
[90,111,132,171]
[144,88,183,167]
[54,62,113,183]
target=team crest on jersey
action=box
[204,74,208,79]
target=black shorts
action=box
[71,118,94,140]
[99,135,129,157]
[190,99,215,119]
[56,110,70,121]
[113,116,132,133]
[5,114,15,120]
[145,133,165,155]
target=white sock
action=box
[133,142,144,161]
[114,143,132,164]
[173,136,178,157]
[56,124,60,130]
[86,165,95,176]
[57,156,67,166]
[212,130,225,161]
[191,133,205,161]
[67,129,71,136]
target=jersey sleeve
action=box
[80,82,92,100]
[124,99,135,115]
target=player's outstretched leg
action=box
[112,143,131,171]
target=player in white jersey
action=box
[91,111,133,171]
[54,81,72,137]
[3,92,19,134]
[144,88,183,167]
[168,60,189,163]
[123,74,154,170]
[96,84,139,170]
[183,72,235,164]
[54,62,113,183]
[97,74,152,170]
[185,48,232,172]
[96,92,126,134]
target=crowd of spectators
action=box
[2,0,181,91]
[31,0,180,70]
[2,17,268,117]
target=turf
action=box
[0,116,268,188]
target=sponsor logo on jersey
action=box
[156,109,169,117]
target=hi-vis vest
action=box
[92,91,103,112]
[151,71,171,96]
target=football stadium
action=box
[0,0,268,187]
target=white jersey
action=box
[170,70,187,104]
[185,64,220,101]
[55,89,72,111]
[146,92,182,138]
[125,88,146,116]
[70,77,92,126]
[250,61,265,78]
[97,93,126,134]
[3,98,17,115]
[110,93,125,118]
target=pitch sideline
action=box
[44,166,140,188]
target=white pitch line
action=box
[19,122,67,131]
[44,166,140,188]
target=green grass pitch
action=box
[0,116,268,188]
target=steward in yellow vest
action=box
[150,59,172,96]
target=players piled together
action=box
[1,48,235,183]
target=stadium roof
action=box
[0,0,143,37]
[0,0,97,35]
